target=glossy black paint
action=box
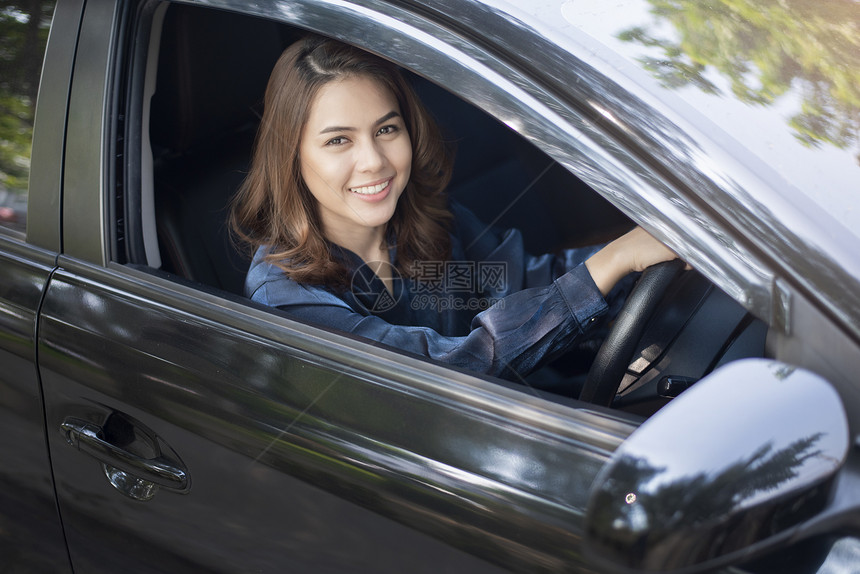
[585,360,850,572]
[38,260,635,572]
[0,239,70,573]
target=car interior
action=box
[137,3,767,416]
[145,4,631,291]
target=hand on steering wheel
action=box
[578,259,686,407]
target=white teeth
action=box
[350,181,388,195]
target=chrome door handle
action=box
[60,417,190,493]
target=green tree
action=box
[0,1,55,195]
[618,0,860,157]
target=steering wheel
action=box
[578,259,685,407]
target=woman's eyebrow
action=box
[318,110,401,135]
[374,110,401,125]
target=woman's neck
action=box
[327,226,394,293]
[328,226,385,261]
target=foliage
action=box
[618,0,860,156]
[0,1,55,196]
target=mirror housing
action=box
[584,359,849,573]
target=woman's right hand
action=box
[585,227,679,296]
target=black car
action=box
[1,0,859,572]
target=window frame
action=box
[119,0,774,317]
[105,0,769,394]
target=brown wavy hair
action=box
[231,35,453,289]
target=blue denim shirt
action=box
[245,204,619,379]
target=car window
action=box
[0,0,55,235]
[134,2,764,411]
[142,4,632,280]
[140,3,633,388]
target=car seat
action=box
[150,5,295,294]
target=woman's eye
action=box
[377,125,398,136]
[325,136,348,146]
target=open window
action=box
[127,1,765,414]
[141,3,631,292]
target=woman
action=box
[231,35,679,381]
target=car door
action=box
[35,0,860,572]
[0,0,80,571]
[37,1,641,572]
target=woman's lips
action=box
[349,178,392,202]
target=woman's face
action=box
[299,75,412,248]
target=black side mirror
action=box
[584,359,850,573]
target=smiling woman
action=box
[230,35,679,384]
[231,35,453,291]
[300,77,413,292]
[300,78,412,272]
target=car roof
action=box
[490,0,860,239]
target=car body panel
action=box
[0,237,70,572]
[40,258,636,572]
[43,3,634,568]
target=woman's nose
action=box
[355,140,386,172]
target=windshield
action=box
[492,0,860,238]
